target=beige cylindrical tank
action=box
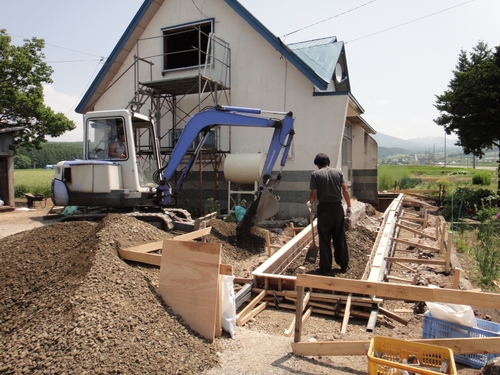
[224,153,267,184]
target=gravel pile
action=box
[0,215,219,374]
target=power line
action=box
[6,32,105,59]
[282,0,378,39]
[346,0,475,44]
[46,59,103,64]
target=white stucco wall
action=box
[93,0,352,175]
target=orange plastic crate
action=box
[367,336,457,375]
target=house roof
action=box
[75,0,165,114]
[223,0,332,90]
[288,37,347,88]
[76,0,339,114]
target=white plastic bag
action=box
[425,285,477,327]
[221,275,236,337]
[425,301,477,328]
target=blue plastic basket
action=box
[422,311,500,368]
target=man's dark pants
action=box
[316,202,349,271]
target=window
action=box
[162,20,213,71]
[87,117,125,160]
[342,123,352,186]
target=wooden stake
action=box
[294,267,306,343]
[340,294,352,334]
[453,267,462,289]
[445,231,452,273]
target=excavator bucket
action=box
[254,189,279,223]
[236,190,279,238]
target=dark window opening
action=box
[163,21,212,71]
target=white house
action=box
[76,0,378,219]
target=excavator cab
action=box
[52,110,161,208]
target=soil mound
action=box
[0,215,218,374]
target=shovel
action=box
[304,206,318,263]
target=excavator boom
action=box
[157,105,295,222]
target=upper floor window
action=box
[162,20,213,71]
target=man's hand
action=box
[306,201,313,208]
[346,207,351,217]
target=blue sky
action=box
[2,0,498,142]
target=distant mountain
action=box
[372,132,461,152]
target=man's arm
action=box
[108,142,118,158]
[341,182,351,208]
[308,189,317,205]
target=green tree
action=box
[14,154,31,169]
[434,41,500,200]
[0,29,75,149]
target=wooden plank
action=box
[253,228,311,276]
[294,267,306,342]
[158,240,221,343]
[117,248,161,266]
[296,274,500,308]
[234,277,252,284]
[453,267,462,289]
[215,275,222,338]
[385,257,445,266]
[292,337,500,357]
[238,302,267,326]
[391,237,440,252]
[445,231,452,272]
[236,290,266,326]
[252,288,382,305]
[400,216,426,223]
[174,227,212,241]
[390,261,417,273]
[219,264,233,276]
[378,306,409,325]
[386,275,414,283]
[312,307,372,319]
[284,316,295,337]
[120,240,163,254]
[340,294,352,334]
[395,223,435,239]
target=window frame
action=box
[161,19,214,73]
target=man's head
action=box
[117,128,125,137]
[314,153,330,168]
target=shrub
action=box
[204,198,220,217]
[398,177,422,190]
[442,187,496,221]
[14,185,29,198]
[475,220,500,286]
[472,171,492,185]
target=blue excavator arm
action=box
[156,105,295,222]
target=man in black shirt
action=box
[307,153,351,275]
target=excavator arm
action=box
[156,105,295,222]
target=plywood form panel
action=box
[158,240,221,342]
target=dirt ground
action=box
[0,200,497,374]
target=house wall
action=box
[91,0,373,219]
[0,134,15,207]
[352,126,378,206]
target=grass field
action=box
[14,169,54,197]
[378,164,498,193]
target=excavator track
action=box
[58,211,177,231]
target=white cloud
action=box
[378,99,391,106]
[43,85,83,142]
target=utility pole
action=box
[444,132,447,167]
